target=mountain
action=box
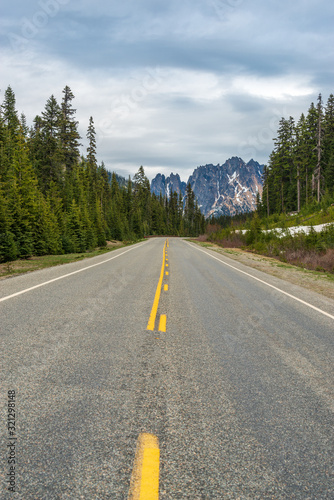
[151,173,186,198]
[189,157,264,217]
[150,157,264,217]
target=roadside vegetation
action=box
[203,92,334,274]
[203,195,334,274]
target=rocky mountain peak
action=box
[151,157,264,217]
[151,172,186,198]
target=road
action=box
[0,237,333,499]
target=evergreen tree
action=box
[314,93,324,202]
[86,116,97,167]
[20,113,29,137]
[271,117,295,212]
[0,181,17,262]
[133,166,151,236]
[305,102,318,203]
[59,86,81,172]
[1,86,20,136]
[323,94,334,194]
[184,182,199,235]
[294,113,309,210]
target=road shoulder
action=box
[190,240,334,301]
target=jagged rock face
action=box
[189,157,264,217]
[151,173,186,198]
[151,157,263,217]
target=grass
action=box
[0,241,134,279]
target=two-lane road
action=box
[1,237,333,498]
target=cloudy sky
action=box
[1,0,333,181]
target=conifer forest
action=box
[260,93,334,216]
[0,85,205,262]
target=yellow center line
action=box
[164,284,168,291]
[146,241,166,331]
[128,433,160,500]
[158,314,167,332]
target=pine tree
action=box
[39,95,63,189]
[0,181,17,262]
[269,117,295,212]
[305,102,318,203]
[323,94,334,194]
[8,131,41,258]
[295,113,308,210]
[59,86,81,172]
[184,182,196,235]
[133,166,151,236]
[314,94,324,202]
[20,113,29,137]
[1,86,20,136]
[86,116,97,167]
[33,193,62,255]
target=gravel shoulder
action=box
[192,241,334,301]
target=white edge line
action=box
[185,241,334,321]
[0,242,147,303]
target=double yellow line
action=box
[128,240,169,499]
[146,239,168,332]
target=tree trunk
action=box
[297,164,300,212]
[281,181,284,212]
[316,93,322,203]
[305,167,308,205]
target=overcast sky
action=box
[1,0,333,181]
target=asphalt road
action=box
[0,237,333,499]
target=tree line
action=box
[0,85,205,262]
[259,93,334,216]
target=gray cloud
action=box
[1,0,333,179]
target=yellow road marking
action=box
[128,433,160,500]
[164,284,168,291]
[158,314,167,332]
[166,263,169,267]
[166,271,169,276]
[147,241,166,331]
